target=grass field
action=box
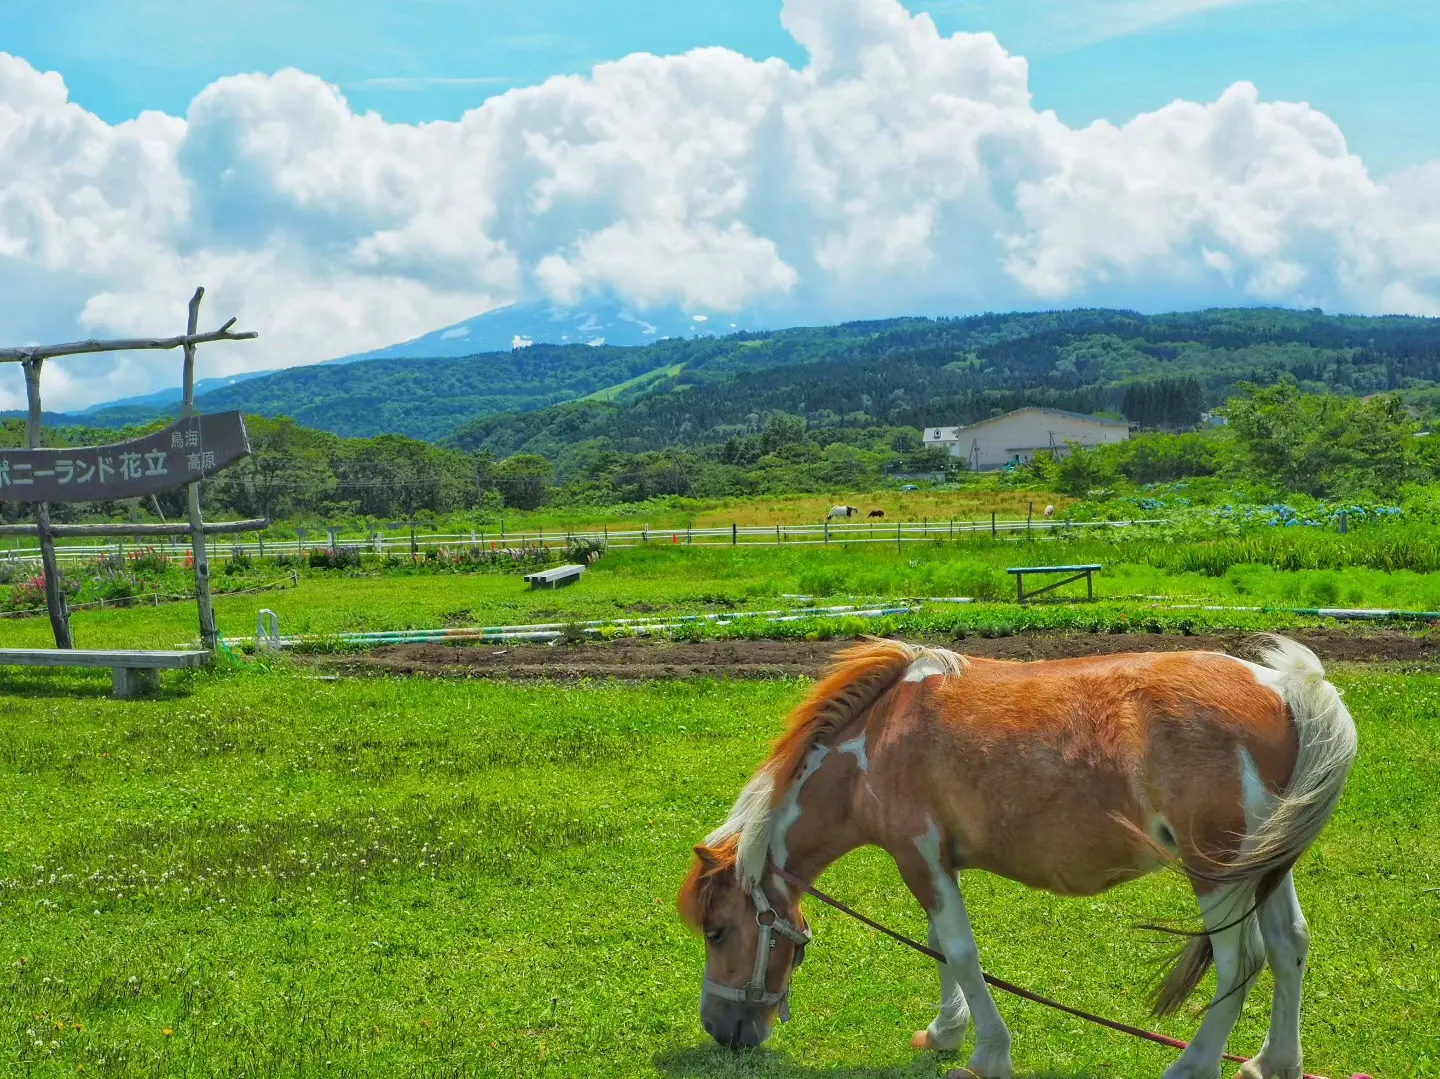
[0,665,1433,1077]
[9,538,1440,656]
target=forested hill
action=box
[445,307,1440,459]
[45,306,1440,443]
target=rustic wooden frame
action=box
[1,287,262,650]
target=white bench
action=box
[523,564,586,590]
[0,649,211,698]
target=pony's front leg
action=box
[910,922,972,1052]
[1164,885,1265,1079]
[902,827,1012,1079]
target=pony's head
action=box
[679,839,808,1049]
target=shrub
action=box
[308,546,363,570]
[128,547,170,574]
[224,548,254,575]
[566,536,608,564]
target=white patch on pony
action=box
[769,745,829,878]
[1226,654,1290,699]
[1238,746,1276,838]
[837,733,868,773]
[903,647,967,683]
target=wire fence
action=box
[0,516,1165,566]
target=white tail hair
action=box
[1226,633,1358,885]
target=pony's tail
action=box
[1224,634,1357,888]
[1150,634,1356,1016]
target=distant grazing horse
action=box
[867,509,885,519]
[1043,504,1055,518]
[681,636,1355,1079]
[826,505,858,519]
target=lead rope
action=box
[770,866,1358,1079]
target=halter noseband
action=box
[701,877,811,1022]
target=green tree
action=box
[495,454,555,510]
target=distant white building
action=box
[922,407,1130,471]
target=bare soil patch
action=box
[304,628,1440,681]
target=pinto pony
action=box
[680,636,1356,1079]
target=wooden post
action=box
[181,288,218,651]
[732,522,737,546]
[896,520,902,553]
[22,359,72,648]
[991,510,997,539]
[1028,501,1033,536]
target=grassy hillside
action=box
[62,306,1440,444]
[447,306,1440,457]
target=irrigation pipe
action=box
[219,603,922,650]
[218,596,1440,652]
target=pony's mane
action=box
[699,638,965,888]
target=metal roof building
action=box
[922,407,1130,471]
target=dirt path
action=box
[303,628,1440,681]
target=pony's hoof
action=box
[911,1030,931,1050]
[1234,1065,1302,1079]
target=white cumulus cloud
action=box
[2,0,1439,411]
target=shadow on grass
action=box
[0,668,208,701]
[654,1044,1101,1079]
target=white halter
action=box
[701,880,811,1021]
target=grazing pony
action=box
[680,636,1355,1079]
[1043,504,1055,518]
[867,509,885,518]
[826,505,858,519]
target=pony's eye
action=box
[704,926,727,944]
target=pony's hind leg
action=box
[1163,885,1265,1079]
[1237,872,1309,1079]
[910,922,972,1052]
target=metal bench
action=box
[523,564,586,590]
[1006,564,1102,604]
[0,649,211,698]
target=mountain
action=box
[66,371,276,427]
[63,298,768,431]
[446,306,1440,463]
[328,298,758,363]
[32,306,1440,449]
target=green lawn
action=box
[9,539,1440,653]
[0,664,1433,1077]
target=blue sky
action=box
[4,0,1436,175]
[2,0,1439,410]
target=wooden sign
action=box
[0,411,250,503]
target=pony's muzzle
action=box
[702,1007,768,1049]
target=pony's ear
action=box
[693,844,718,867]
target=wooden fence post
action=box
[991,511,997,539]
[22,358,72,648]
[179,288,219,652]
[732,522,737,546]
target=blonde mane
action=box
[705,639,966,886]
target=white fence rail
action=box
[1,517,1164,566]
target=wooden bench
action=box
[523,564,586,590]
[0,649,211,698]
[1006,564,1101,604]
